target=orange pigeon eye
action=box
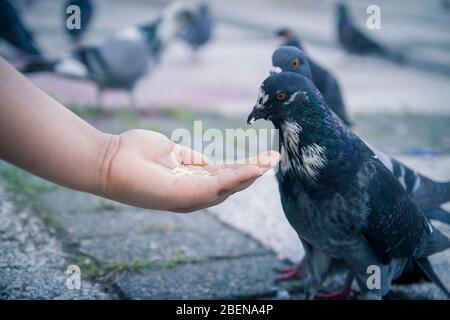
[291,59,300,68]
[276,92,287,101]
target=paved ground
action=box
[1,0,450,300]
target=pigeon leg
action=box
[315,273,355,300]
[314,286,353,300]
[276,258,308,282]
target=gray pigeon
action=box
[248,72,450,299]
[180,2,212,56]
[336,2,404,63]
[64,0,94,47]
[0,0,42,57]
[22,1,197,108]
[273,31,352,126]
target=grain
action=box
[171,165,210,177]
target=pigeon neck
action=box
[157,14,181,46]
[140,20,163,54]
[276,97,350,184]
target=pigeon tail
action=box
[384,49,406,64]
[419,227,450,258]
[424,208,450,225]
[415,257,450,298]
[415,180,450,211]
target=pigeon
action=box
[273,33,352,126]
[64,0,94,47]
[275,28,301,49]
[270,46,450,293]
[442,0,450,12]
[180,2,212,56]
[271,46,450,213]
[22,1,197,108]
[247,72,450,299]
[0,0,42,57]
[336,2,404,62]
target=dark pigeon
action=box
[247,72,450,299]
[271,46,450,215]
[336,2,404,62]
[271,43,351,126]
[269,46,450,294]
[180,3,212,52]
[64,0,94,46]
[0,0,41,56]
[22,1,197,108]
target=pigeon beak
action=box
[247,105,267,124]
[269,66,282,75]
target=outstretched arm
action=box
[0,58,280,212]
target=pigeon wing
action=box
[359,159,431,264]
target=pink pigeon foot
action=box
[314,285,355,300]
[276,260,308,282]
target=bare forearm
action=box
[0,57,111,194]
[0,58,280,212]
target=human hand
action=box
[99,130,280,212]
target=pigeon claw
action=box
[314,285,355,300]
[275,263,308,282]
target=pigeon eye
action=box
[276,92,287,101]
[291,59,300,68]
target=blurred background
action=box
[1,0,450,300]
[1,0,449,152]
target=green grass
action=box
[140,223,193,234]
[160,106,198,123]
[0,166,54,197]
[67,105,104,118]
[0,165,60,231]
[95,199,121,211]
[78,255,197,279]
[115,110,141,125]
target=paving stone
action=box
[0,188,113,300]
[42,201,230,239]
[115,255,284,299]
[79,226,266,264]
[41,188,122,215]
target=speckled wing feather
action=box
[360,159,431,264]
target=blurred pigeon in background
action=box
[22,1,197,109]
[271,43,351,126]
[180,2,212,59]
[64,0,94,47]
[275,28,301,48]
[270,46,450,296]
[247,72,450,299]
[0,0,42,58]
[336,2,404,63]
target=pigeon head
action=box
[275,28,303,50]
[247,72,327,127]
[271,46,313,80]
[248,73,345,182]
[275,28,294,40]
